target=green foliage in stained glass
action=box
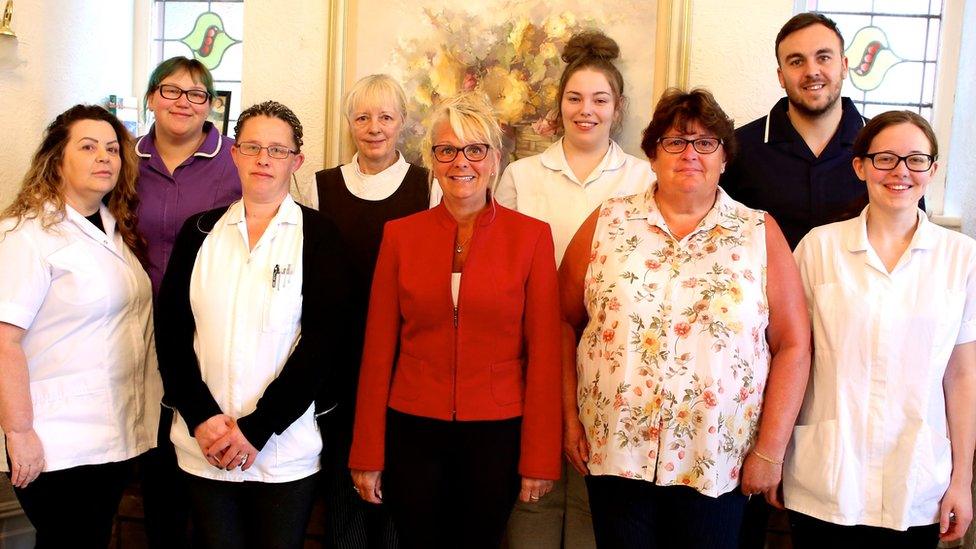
[180,12,241,71]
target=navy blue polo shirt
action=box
[720,97,868,249]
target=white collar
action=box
[538,138,627,186]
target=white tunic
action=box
[495,138,653,263]
[0,205,161,472]
[786,207,976,530]
[171,196,321,483]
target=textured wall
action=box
[944,0,976,238]
[241,0,329,192]
[0,1,135,210]
[686,0,792,129]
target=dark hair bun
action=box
[562,31,620,64]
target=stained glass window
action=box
[150,0,244,134]
[802,0,943,120]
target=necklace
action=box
[455,235,472,254]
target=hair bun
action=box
[561,31,620,64]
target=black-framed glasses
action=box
[861,152,935,172]
[235,142,297,160]
[657,136,722,155]
[431,143,490,163]
[157,84,211,105]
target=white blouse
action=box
[495,138,653,263]
[340,151,411,201]
[786,207,976,530]
[170,195,320,483]
[0,205,161,472]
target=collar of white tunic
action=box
[340,151,411,201]
[846,205,936,253]
[225,194,302,248]
[538,138,628,186]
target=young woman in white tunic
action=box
[786,110,976,548]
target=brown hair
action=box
[553,31,626,135]
[852,110,938,159]
[235,100,304,151]
[640,88,737,162]
[1,105,146,261]
[775,12,844,64]
[144,56,216,110]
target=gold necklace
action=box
[455,235,472,254]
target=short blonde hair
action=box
[421,92,503,190]
[343,74,407,122]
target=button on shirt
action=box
[170,196,321,483]
[496,139,653,263]
[720,97,867,249]
[785,207,976,530]
[136,121,242,296]
[0,205,161,473]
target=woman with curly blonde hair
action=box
[0,104,160,548]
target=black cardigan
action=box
[155,203,351,450]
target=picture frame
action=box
[208,89,232,135]
[323,0,691,167]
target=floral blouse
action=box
[577,184,770,497]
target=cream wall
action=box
[943,0,976,236]
[0,1,135,210]
[686,0,793,128]
[241,0,329,188]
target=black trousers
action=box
[185,473,318,549]
[586,474,748,549]
[140,405,193,549]
[789,510,940,549]
[382,409,522,549]
[320,411,399,548]
[11,459,132,549]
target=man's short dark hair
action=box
[775,12,845,64]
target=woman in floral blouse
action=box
[558,88,810,548]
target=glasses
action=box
[861,152,934,172]
[657,137,722,155]
[157,84,211,105]
[235,142,297,160]
[431,143,490,163]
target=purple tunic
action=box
[136,122,242,297]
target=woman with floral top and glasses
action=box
[559,88,810,548]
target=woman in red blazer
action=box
[349,92,562,548]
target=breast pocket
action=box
[263,290,303,334]
[47,243,108,306]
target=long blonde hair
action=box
[1,105,146,261]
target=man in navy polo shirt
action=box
[724,13,864,549]
[721,12,867,250]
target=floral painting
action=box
[341,0,657,164]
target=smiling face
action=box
[776,23,848,119]
[147,69,211,140]
[231,115,305,203]
[349,100,403,171]
[561,68,617,151]
[59,119,121,214]
[431,121,497,209]
[854,122,936,214]
[650,120,727,197]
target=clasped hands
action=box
[194,414,259,471]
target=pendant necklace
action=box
[455,235,473,254]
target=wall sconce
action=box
[0,0,16,38]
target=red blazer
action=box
[349,201,562,480]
